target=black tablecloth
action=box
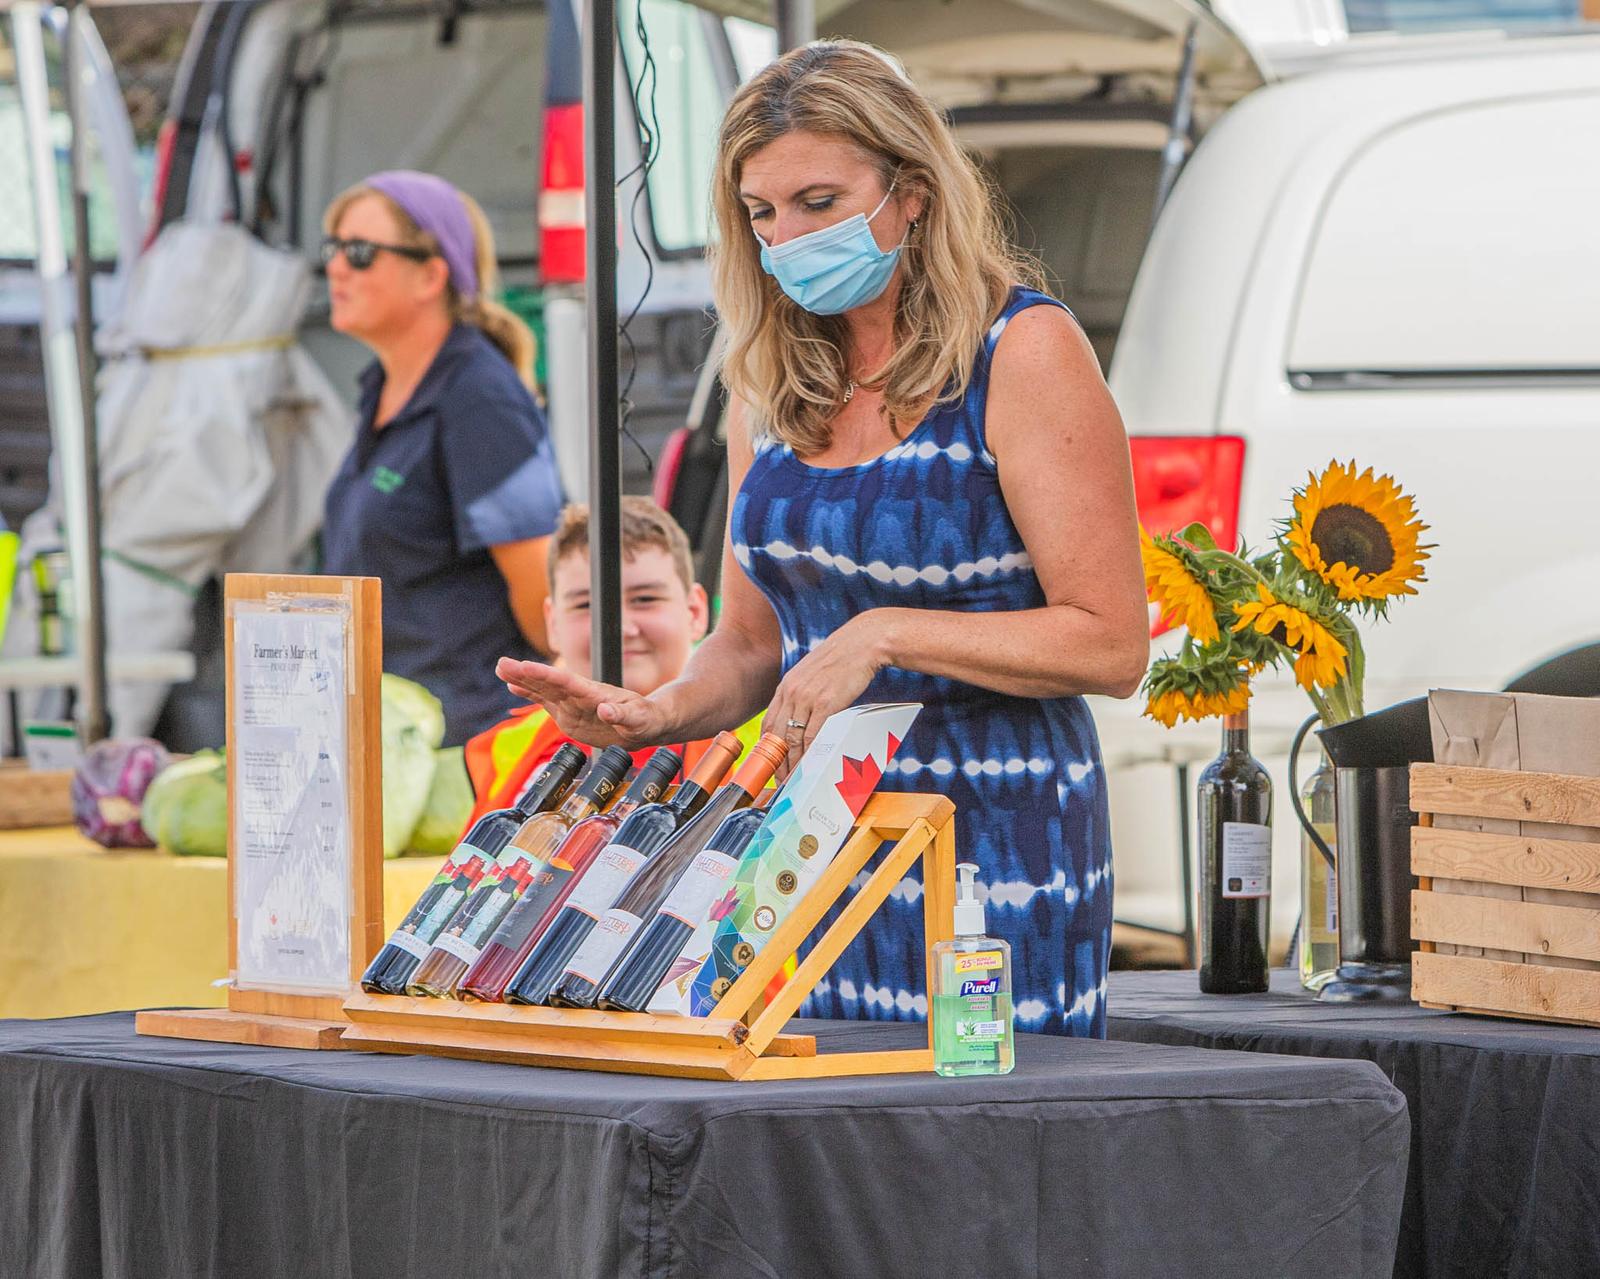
[1107,969,1600,1279]
[0,1013,1407,1279]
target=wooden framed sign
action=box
[139,573,383,1050]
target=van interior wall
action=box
[282,7,546,266]
[989,144,1160,372]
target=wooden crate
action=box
[0,763,73,829]
[1410,762,1600,1027]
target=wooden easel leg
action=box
[743,819,936,1056]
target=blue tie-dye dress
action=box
[730,286,1113,1037]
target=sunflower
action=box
[1143,657,1252,727]
[1231,583,1349,691]
[1141,528,1220,642]
[1285,461,1429,603]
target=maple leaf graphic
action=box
[834,750,884,812]
[708,888,740,922]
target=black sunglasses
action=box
[319,236,435,270]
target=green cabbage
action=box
[381,677,440,858]
[380,673,446,750]
[140,751,228,857]
[407,746,473,856]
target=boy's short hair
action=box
[549,496,696,592]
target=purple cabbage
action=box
[71,738,172,848]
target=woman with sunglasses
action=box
[320,171,562,746]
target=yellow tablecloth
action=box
[0,827,444,1019]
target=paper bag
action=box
[1428,689,1600,969]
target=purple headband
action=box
[365,170,479,302]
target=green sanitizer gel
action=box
[931,862,1014,1077]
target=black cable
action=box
[616,0,663,478]
[213,0,252,225]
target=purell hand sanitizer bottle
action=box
[931,862,1014,1076]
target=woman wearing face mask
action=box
[498,42,1148,1036]
[321,171,563,746]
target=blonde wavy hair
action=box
[324,183,538,390]
[711,40,1042,454]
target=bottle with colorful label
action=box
[359,743,587,995]
[931,862,1014,1077]
[405,746,634,998]
[458,747,683,1003]
[551,733,785,1010]
[510,732,743,1007]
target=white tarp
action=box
[18,221,351,736]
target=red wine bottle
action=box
[406,747,634,998]
[359,743,585,995]
[554,734,786,1010]
[458,747,683,1002]
[506,732,744,1007]
[594,801,769,1012]
[1198,709,1274,994]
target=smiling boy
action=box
[463,497,742,820]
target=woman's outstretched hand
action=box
[496,657,676,749]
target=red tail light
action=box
[1130,435,1246,636]
[653,426,689,512]
[540,102,585,284]
[143,117,178,250]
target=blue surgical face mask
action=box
[757,184,907,316]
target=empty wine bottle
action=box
[406,746,634,998]
[359,744,585,995]
[508,732,744,1007]
[1198,709,1274,994]
[555,733,787,1010]
[595,799,770,1013]
[458,747,683,1002]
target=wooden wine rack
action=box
[341,791,957,1080]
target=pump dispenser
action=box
[931,861,1014,1076]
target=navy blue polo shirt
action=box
[322,325,562,746]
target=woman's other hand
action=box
[765,610,898,775]
[496,657,675,748]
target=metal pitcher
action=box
[1290,701,1431,1003]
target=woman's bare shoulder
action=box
[985,300,1122,461]
[990,301,1102,387]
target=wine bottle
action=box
[406,746,634,998]
[1198,709,1274,994]
[359,743,586,995]
[595,800,770,1013]
[510,732,744,1007]
[555,733,787,1010]
[1298,746,1338,991]
[458,747,683,1002]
